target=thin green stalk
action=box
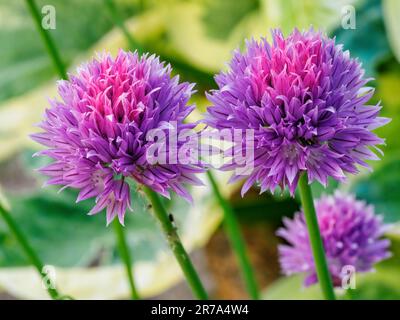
[25,0,140,299]
[298,172,336,300]
[0,204,61,299]
[138,0,146,11]
[3,1,73,299]
[104,0,215,88]
[25,0,67,79]
[104,0,144,53]
[142,186,208,299]
[113,220,140,299]
[207,171,259,299]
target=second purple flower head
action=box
[206,28,390,196]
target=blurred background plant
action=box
[0,0,399,299]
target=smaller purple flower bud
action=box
[277,192,392,287]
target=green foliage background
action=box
[0,0,399,299]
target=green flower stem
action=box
[206,171,259,299]
[142,186,208,300]
[298,172,336,300]
[105,0,256,298]
[113,220,140,299]
[7,2,72,299]
[23,0,73,299]
[0,203,61,299]
[25,0,67,79]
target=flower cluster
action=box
[29,26,393,300]
[32,50,204,225]
[205,29,389,195]
[277,192,391,286]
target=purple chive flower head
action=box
[31,50,204,225]
[277,192,391,287]
[206,29,390,195]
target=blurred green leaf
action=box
[0,151,227,298]
[311,178,339,199]
[262,275,323,300]
[201,0,259,40]
[0,0,138,103]
[260,0,358,36]
[0,150,214,267]
[0,178,177,268]
[349,156,400,223]
[332,0,391,77]
[232,190,298,223]
[383,0,400,63]
[344,62,400,221]
[373,64,400,158]
[151,0,359,74]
